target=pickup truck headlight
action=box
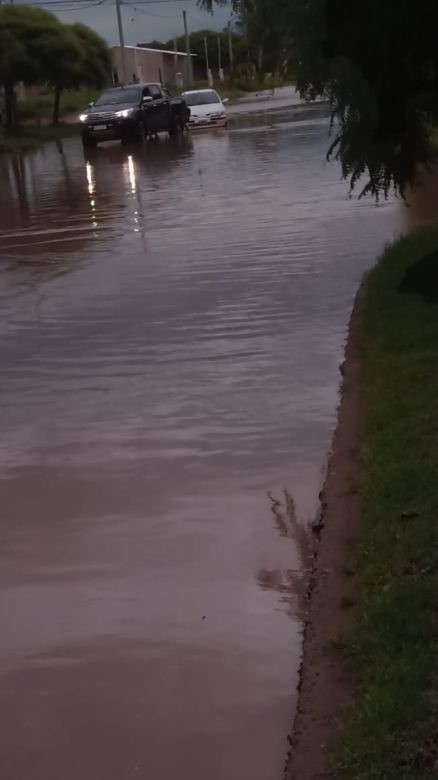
[114,108,135,118]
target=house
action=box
[111,45,195,88]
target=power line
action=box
[123,1,180,19]
[54,3,106,10]
[24,0,107,5]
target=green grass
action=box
[17,87,98,124]
[171,79,246,102]
[173,76,294,102]
[337,226,438,779]
[0,123,79,153]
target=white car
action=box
[182,89,228,130]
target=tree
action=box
[0,6,111,129]
[0,5,62,129]
[197,0,292,81]
[167,30,236,73]
[140,30,250,76]
[47,23,111,125]
[0,27,27,128]
[236,0,292,81]
[290,0,438,197]
[69,23,111,90]
[37,25,83,126]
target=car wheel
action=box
[121,123,145,144]
[168,118,182,138]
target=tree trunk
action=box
[257,43,263,76]
[52,85,62,126]
[4,82,18,130]
[257,44,264,78]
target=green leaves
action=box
[0,6,59,86]
[0,5,110,128]
[200,0,438,196]
[197,0,293,78]
[290,0,438,197]
[69,24,111,90]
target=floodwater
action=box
[0,94,423,780]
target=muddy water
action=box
[0,100,415,780]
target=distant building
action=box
[111,46,195,88]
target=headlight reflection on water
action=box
[127,155,136,194]
[86,162,95,196]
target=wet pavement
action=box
[0,94,425,779]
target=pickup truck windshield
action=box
[183,91,220,106]
[95,88,141,106]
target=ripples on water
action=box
[0,98,410,780]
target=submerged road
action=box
[0,89,422,779]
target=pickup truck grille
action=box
[89,111,115,122]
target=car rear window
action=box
[183,91,220,106]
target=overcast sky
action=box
[28,0,231,47]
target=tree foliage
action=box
[47,23,111,124]
[69,23,111,89]
[236,0,292,77]
[290,0,438,197]
[198,0,292,78]
[0,5,60,127]
[0,5,110,129]
[200,0,438,196]
[142,30,251,74]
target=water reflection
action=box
[0,135,195,277]
[258,491,311,620]
[86,160,95,194]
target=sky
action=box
[20,0,232,47]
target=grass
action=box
[0,123,79,153]
[337,226,438,779]
[0,87,92,153]
[174,76,294,102]
[15,80,256,125]
[171,79,247,101]
[17,87,98,124]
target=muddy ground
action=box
[285,296,364,779]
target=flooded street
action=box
[0,95,415,779]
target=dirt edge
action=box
[285,291,364,779]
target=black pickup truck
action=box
[79,83,189,147]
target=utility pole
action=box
[183,10,193,87]
[204,36,209,80]
[217,36,224,82]
[228,21,233,74]
[115,0,127,84]
[204,36,213,86]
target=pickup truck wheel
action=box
[82,135,96,149]
[122,123,145,144]
[135,123,146,142]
